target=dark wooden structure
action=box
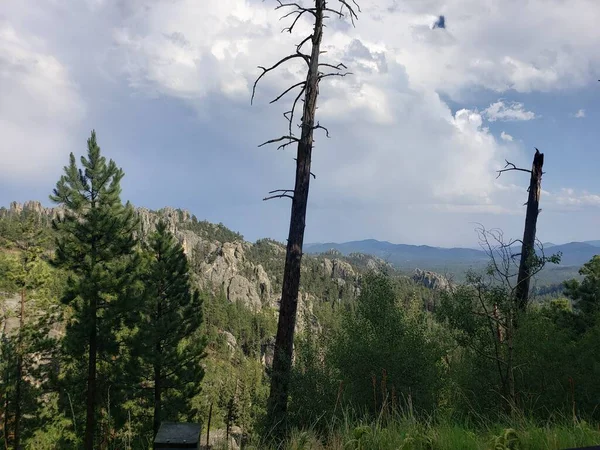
[154,422,201,450]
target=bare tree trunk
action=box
[206,402,212,449]
[253,0,359,435]
[266,2,324,430]
[515,149,544,311]
[153,364,161,439]
[84,297,97,450]
[14,289,25,450]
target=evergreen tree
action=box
[0,216,60,449]
[50,130,138,450]
[564,255,600,332]
[134,220,206,438]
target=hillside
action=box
[0,201,407,333]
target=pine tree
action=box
[0,215,59,449]
[50,130,138,450]
[134,220,206,438]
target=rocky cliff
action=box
[412,268,452,290]
[1,202,393,328]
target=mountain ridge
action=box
[305,238,600,278]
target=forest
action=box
[1,132,600,449]
[2,1,600,449]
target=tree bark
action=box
[84,297,97,450]
[153,363,161,438]
[515,149,544,311]
[266,0,324,432]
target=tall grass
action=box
[245,409,600,450]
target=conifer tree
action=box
[0,215,59,449]
[50,130,138,450]
[134,221,206,438]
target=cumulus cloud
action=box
[483,101,536,122]
[1,0,600,244]
[106,0,600,101]
[574,109,586,118]
[0,22,85,183]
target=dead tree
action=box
[469,225,552,411]
[496,148,545,311]
[251,0,360,434]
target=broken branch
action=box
[258,135,300,151]
[270,81,307,104]
[318,72,353,81]
[251,54,309,104]
[283,86,306,136]
[496,160,532,179]
[313,122,330,138]
[319,62,348,70]
[263,189,294,201]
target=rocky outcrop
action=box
[0,201,63,220]
[261,336,275,368]
[219,330,238,354]
[412,268,451,291]
[1,201,365,325]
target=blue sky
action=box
[1,0,599,247]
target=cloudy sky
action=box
[1,0,599,247]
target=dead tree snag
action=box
[251,0,360,435]
[496,148,545,311]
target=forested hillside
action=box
[1,195,439,448]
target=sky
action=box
[1,0,599,248]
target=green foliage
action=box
[287,324,339,431]
[0,215,64,448]
[329,273,443,417]
[564,255,600,332]
[183,215,243,243]
[129,220,207,439]
[49,130,140,447]
[23,392,79,449]
[287,273,443,434]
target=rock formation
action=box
[412,268,452,291]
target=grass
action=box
[244,415,600,450]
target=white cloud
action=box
[1,0,600,245]
[105,0,600,101]
[553,188,600,208]
[483,101,536,122]
[574,109,586,118]
[0,22,85,183]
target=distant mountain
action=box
[304,239,487,266]
[549,242,600,266]
[305,239,600,278]
[305,240,488,276]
